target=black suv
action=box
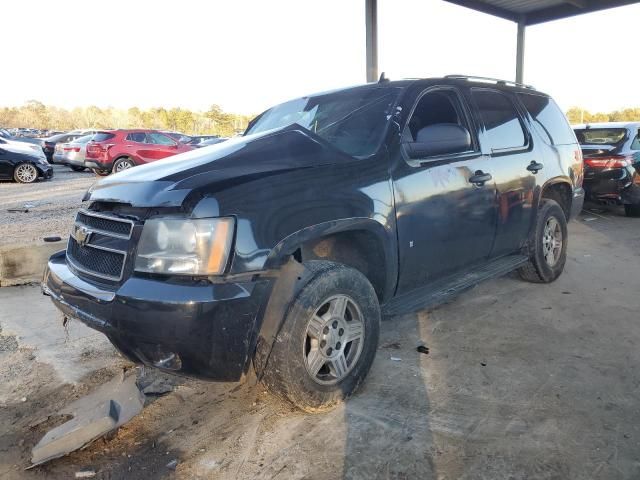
[574,122,640,216]
[43,76,584,412]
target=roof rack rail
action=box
[445,75,536,90]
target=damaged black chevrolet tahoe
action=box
[43,76,584,412]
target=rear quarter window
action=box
[93,133,115,142]
[471,89,527,151]
[517,93,576,146]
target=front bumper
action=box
[38,164,54,179]
[42,251,272,381]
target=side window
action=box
[147,133,175,145]
[126,132,146,143]
[631,131,640,150]
[517,93,575,145]
[403,89,474,158]
[472,90,527,151]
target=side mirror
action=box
[405,123,471,159]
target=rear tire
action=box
[624,204,640,217]
[13,163,39,183]
[92,168,110,176]
[113,157,135,173]
[261,261,380,412]
[518,199,568,283]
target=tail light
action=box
[86,143,114,159]
[584,155,632,169]
[63,147,81,153]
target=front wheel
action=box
[261,261,380,412]
[13,163,39,183]
[518,199,568,283]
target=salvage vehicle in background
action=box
[43,76,584,412]
[574,122,640,217]
[42,130,97,163]
[0,135,53,183]
[85,129,194,176]
[53,134,95,172]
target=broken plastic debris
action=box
[390,356,402,361]
[30,373,144,467]
[583,217,597,222]
[166,459,178,470]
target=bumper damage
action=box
[43,251,273,381]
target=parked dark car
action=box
[85,129,194,176]
[42,130,96,163]
[43,76,584,412]
[0,136,53,183]
[573,122,640,216]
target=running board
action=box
[382,254,529,317]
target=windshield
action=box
[246,86,402,158]
[574,128,627,145]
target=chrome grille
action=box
[66,210,134,281]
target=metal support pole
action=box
[515,18,526,84]
[365,0,378,83]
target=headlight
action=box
[134,217,234,275]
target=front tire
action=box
[261,261,380,412]
[13,163,39,183]
[518,199,568,283]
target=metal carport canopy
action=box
[365,0,640,83]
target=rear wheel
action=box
[13,163,39,183]
[518,199,568,283]
[624,204,640,217]
[70,165,86,172]
[261,261,380,412]
[92,168,110,176]
[113,157,135,173]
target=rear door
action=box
[468,88,538,258]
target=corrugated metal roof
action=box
[442,0,640,25]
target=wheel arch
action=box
[539,178,572,220]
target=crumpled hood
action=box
[84,125,354,208]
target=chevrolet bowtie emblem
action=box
[73,225,93,247]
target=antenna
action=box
[378,72,388,83]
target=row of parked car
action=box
[0,127,227,182]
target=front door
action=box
[392,87,498,294]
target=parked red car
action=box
[85,129,194,176]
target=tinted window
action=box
[631,132,640,150]
[573,128,627,145]
[93,133,115,142]
[517,93,575,145]
[148,133,175,145]
[472,90,526,151]
[126,132,147,143]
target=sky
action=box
[1,0,639,115]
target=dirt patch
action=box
[0,166,95,247]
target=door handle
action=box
[469,170,492,186]
[527,161,544,173]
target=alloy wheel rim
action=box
[303,294,365,385]
[542,216,562,267]
[16,164,37,183]
[115,160,133,172]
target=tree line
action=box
[566,106,640,124]
[0,101,254,137]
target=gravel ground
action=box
[0,166,96,247]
